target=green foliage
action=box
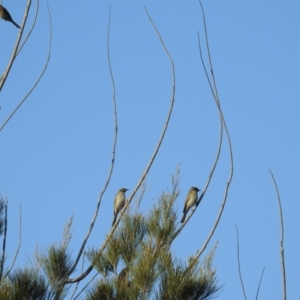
[85,184,220,300]
[37,218,74,299]
[0,267,50,300]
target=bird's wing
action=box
[183,193,191,213]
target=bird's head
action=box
[120,188,129,193]
[192,187,201,192]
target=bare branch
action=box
[0,0,52,132]
[170,4,234,296]
[195,0,234,258]
[269,169,286,300]
[255,266,265,300]
[235,224,247,300]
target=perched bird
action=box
[0,5,20,29]
[181,187,201,223]
[112,188,128,226]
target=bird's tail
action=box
[112,214,118,226]
[181,212,187,223]
[11,19,20,29]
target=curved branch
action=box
[65,5,176,284]
[0,0,52,132]
[269,169,286,300]
[195,0,234,259]
[255,266,265,300]
[235,224,247,300]
[66,4,119,278]
[172,3,233,296]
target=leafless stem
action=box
[255,266,265,300]
[269,169,286,300]
[16,0,40,56]
[195,0,234,259]
[235,224,247,300]
[66,4,118,279]
[135,179,149,211]
[0,0,52,132]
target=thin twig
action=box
[235,224,247,300]
[196,0,234,258]
[66,4,118,280]
[0,0,52,131]
[72,271,99,300]
[255,266,265,300]
[269,169,286,300]
[172,2,234,296]
[135,180,150,211]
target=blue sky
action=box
[1,1,299,299]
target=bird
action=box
[181,187,201,223]
[112,188,128,226]
[0,5,21,29]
